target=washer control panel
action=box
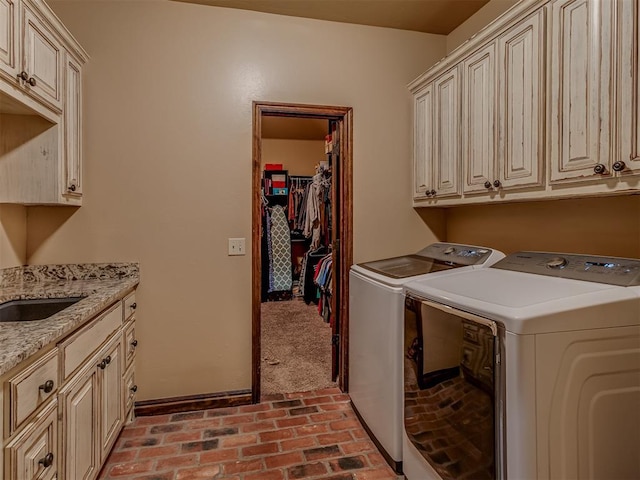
[416,243,494,266]
[492,251,640,286]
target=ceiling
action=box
[171,0,491,35]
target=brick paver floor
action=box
[98,388,399,479]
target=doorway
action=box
[252,102,353,403]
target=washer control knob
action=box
[444,247,456,255]
[546,257,568,269]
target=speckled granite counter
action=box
[0,263,139,377]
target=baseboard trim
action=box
[350,401,403,475]
[134,389,252,416]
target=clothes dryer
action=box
[402,251,640,480]
[348,243,504,474]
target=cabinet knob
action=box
[430,189,436,196]
[104,355,112,365]
[97,360,106,370]
[593,163,607,175]
[38,452,54,468]
[484,181,492,189]
[39,380,54,394]
[425,190,431,197]
[18,71,28,82]
[493,180,501,188]
[131,385,138,393]
[28,77,37,87]
[68,184,76,192]
[131,339,138,348]
[130,302,137,310]
[612,161,626,172]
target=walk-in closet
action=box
[259,116,339,396]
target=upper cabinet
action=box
[548,0,614,183]
[0,0,88,205]
[411,0,640,207]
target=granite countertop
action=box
[0,263,139,377]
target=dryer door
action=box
[404,296,505,480]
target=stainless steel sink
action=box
[0,297,84,322]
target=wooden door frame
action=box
[252,101,353,403]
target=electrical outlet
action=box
[228,238,246,256]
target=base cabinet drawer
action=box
[4,399,58,480]
[7,348,58,434]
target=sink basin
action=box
[0,297,84,322]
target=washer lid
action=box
[404,268,640,334]
[356,242,499,279]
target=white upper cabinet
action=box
[432,66,461,198]
[0,0,18,81]
[413,85,433,198]
[498,9,545,189]
[412,66,461,201]
[411,0,640,206]
[462,42,496,194]
[549,0,614,183]
[20,0,62,112]
[616,0,640,177]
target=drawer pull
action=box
[39,380,55,394]
[131,339,138,348]
[104,355,112,365]
[97,360,106,370]
[130,302,137,310]
[39,452,54,468]
[28,76,37,87]
[131,385,138,393]
[18,71,29,82]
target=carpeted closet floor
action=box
[261,299,337,396]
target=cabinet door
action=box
[616,0,640,177]
[60,364,99,480]
[432,66,461,198]
[4,399,58,480]
[98,337,123,463]
[63,54,82,198]
[21,1,63,112]
[497,9,545,189]
[413,84,434,198]
[462,42,496,194]
[0,0,18,80]
[549,0,614,183]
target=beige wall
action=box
[28,1,446,400]
[446,196,640,258]
[261,139,324,177]
[0,205,26,268]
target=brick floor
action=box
[98,388,400,480]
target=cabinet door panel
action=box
[0,0,17,80]
[433,67,460,197]
[413,85,433,198]
[462,43,496,193]
[4,400,58,480]
[99,339,123,463]
[616,0,640,176]
[549,0,613,182]
[64,55,82,197]
[498,9,545,189]
[22,3,62,111]
[61,366,98,480]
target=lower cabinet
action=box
[60,332,122,480]
[1,289,137,480]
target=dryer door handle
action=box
[417,298,498,336]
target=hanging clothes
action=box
[300,246,327,305]
[267,204,292,293]
[313,253,333,323]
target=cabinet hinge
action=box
[332,334,340,346]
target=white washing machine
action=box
[348,242,504,474]
[402,251,640,480]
